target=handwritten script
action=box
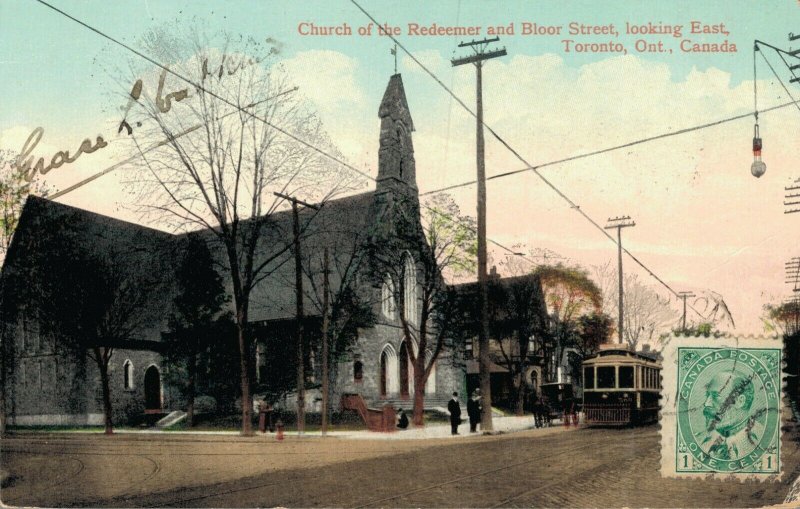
[13,51,264,183]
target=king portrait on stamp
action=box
[660,334,783,480]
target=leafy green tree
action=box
[762,301,800,336]
[163,233,229,426]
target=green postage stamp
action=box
[660,335,783,480]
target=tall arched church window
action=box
[381,275,396,319]
[123,360,134,390]
[403,254,417,325]
[354,361,363,384]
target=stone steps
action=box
[155,411,186,428]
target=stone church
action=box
[0,74,463,426]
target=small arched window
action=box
[381,275,396,319]
[123,360,134,390]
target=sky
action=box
[2,0,800,334]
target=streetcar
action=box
[582,344,661,426]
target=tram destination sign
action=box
[660,334,784,480]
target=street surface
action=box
[2,425,799,507]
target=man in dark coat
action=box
[467,389,482,433]
[448,392,461,435]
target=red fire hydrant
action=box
[275,419,284,441]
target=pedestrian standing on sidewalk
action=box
[467,389,482,433]
[448,392,461,435]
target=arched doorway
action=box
[144,366,162,411]
[399,342,410,398]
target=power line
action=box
[31,0,536,268]
[32,0,374,185]
[48,88,299,200]
[36,0,728,321]
[756,44,800,116]
[419,98,799,197]
[349,0,711,320]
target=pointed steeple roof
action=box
[378,74,414,132]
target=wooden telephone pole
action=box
[604,216,635,345]
[274,192,320,435]
[452,37,506,432]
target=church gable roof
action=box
[178,191,377,323]
[1,196,181,345]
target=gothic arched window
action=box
[123,360,134,390]
[403,254,417,324]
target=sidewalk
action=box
[11,415,579,440]
[263,415,576,440]
[350,415,569,439]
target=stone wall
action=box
[6,320,167,426]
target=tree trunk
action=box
[235,316,253,436]
[513,368,526,416]
[94,347,113,435]
[321,248,330,436]
[186,352,196,427]
[412,357,425,426]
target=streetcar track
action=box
[490,443,650,507]
[4,429,657,508]
[112,429,602,507]
[4,455,85,506]
[349,432,653,509]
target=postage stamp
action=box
[660,334,783,480]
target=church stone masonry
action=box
[0,73,464,427]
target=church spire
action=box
[377,74,417,193]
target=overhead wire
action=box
[349,0,732,320]
[30,0,531,262]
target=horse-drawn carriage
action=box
[533,382,577,426]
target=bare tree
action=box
[594,262,678,350]
[120,30,361,435]
[367,193,476,426]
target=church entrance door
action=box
[144,366,162,411]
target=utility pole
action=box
[452,37,506,432]
[678,291,696,332]
[321,247,330,436]
[604,216,636,345]
[274,192,320,435]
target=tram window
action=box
[619,366,634,388]
[584,367,595,390]
[646,368,652,388]
[597,366,615,389]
